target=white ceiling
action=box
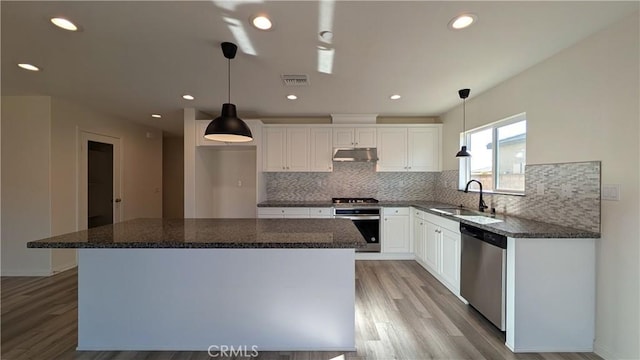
[2,1,638,136]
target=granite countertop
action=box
[27,218,367,249]
[257,200,600,239]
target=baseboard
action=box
[594,341,617,360]
[53,261,77,273]
[1,268,53,276]
[356,252,415,260]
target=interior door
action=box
[78,131,121,230]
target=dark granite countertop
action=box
[27,218,367,249]
[257,200,600,239]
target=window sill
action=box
[457,189,525,197]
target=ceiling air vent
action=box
[281,74,309,86]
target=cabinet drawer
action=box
[383,207,409,216]
[412,207,426,219]
[257,208,310,216]
[423,212,460,233]
[309,208,332,217]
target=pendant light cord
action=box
[462,98,466,146]
[227,58,231,104]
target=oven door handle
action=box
[334,216,380,220]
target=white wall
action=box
[50,98,162,232]
[441,13,639,360]
[1,96,163,275]
[195,148,257,218]
[1,96,52,275]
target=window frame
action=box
[459,112,527,195]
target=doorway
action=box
[88,141,113,228]
[78,132,121,230]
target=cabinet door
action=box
[377,128,408,172]
[424,222,441,272]
[333,128,355,147]
[263,128,287,171]
[355,127,377,148]
[309,128,333,172]
[286,128,310,171]
[439,228,460,292]
[382,215,410,253]
[407,127,439,172]
[413,212,426,262]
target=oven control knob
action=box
[371,237,377,242]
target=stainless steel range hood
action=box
[332,148,378,162]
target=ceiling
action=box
[2,1,638,136]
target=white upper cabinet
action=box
[263,127,309,172]
[376,128,408,171]
[309,128,333,172]
[376,126,441,172]
[286,128,310,171]
[407,127,439,172]
[196,120,258,146]
[332,127,376,148]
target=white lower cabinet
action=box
[382,207,410,253]
[412,207,462,296]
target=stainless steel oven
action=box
[333,208,381,253]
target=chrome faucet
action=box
[464,180,488,212]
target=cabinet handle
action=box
[282,166,285,170]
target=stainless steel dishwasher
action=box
[460,223,507,331]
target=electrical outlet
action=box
[602,184,620,201]
[536,184,545,195]
[237,180,242,187]
[560,184,572,198]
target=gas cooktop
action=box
[331,197,379,204]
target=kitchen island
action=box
[27,218,366,351]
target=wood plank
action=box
[1,262,603,360]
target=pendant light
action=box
[204,42,253,142]
[456,88,471,157]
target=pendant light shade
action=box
[456,88,471,157]
[204,42,253,142]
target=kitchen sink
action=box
[429,207,504,224]
[429,207,480,216]
[454,215,503,224]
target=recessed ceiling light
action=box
[151,114,162,118]
[287,94,298,100]
[390,94,401,100]
[449,14,477,30]
[18,63,40,71]
[182,95,195,100]
[251,15,272,30]
[50,17,78,31]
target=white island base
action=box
[77,248,356,351]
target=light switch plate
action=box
[602,184,620,201]
[536,184,545,195]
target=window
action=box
[459,113,526,194]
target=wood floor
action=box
[2,260,602,360]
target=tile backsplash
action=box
[265,162,436,201]
[265,161,601,233]
[435,161,601,233]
